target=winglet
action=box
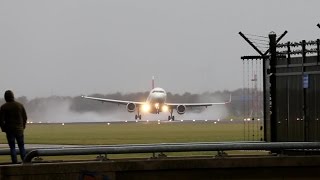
[226,94,232,104]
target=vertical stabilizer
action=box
[152,76,155,89]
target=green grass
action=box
[0,122,265,163]
[18,122,247,145]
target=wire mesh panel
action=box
[242,59,264,141]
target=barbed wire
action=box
[244,33,268,39]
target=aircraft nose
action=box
[154,94,165,101]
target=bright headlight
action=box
[142,104,150,112]
[162,105,168,112]
[155,103,160,108]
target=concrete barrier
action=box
[1,156,320,180]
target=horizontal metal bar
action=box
[276,62,320,68]
[241,55,286,60]
[275,71,320,76]
[23,142,320,163]
[241,55,265,60]
[0,141,263,155]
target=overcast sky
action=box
[0,0,319,98]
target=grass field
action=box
[0,121,265,163]
[18,122,248,145]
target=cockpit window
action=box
[152,90,165,93]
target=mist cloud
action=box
[28,98,133,123]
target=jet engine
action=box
[177,105,186,114]
[126,103,136,112]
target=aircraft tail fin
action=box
[152,76,155,89]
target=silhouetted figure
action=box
[0,90,27,163]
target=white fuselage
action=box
[145,87,167,114]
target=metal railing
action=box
[22,142,320,163]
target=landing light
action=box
[155,103,160,108]
[162,105,168,112]
[142,104,151,112]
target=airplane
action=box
[81,77,231,120]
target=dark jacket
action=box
[0,90,27,135]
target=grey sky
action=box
[0,0,319,98]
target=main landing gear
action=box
[135,114,142,120]
[135,108,141,120]
[168,115,175,121]
[168,109,175,121]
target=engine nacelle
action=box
[126,103,136,112]
[177,105,186,115]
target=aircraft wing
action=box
[81,95,145,105]
[165,95,231,108]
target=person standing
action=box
[0,90,27,163]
